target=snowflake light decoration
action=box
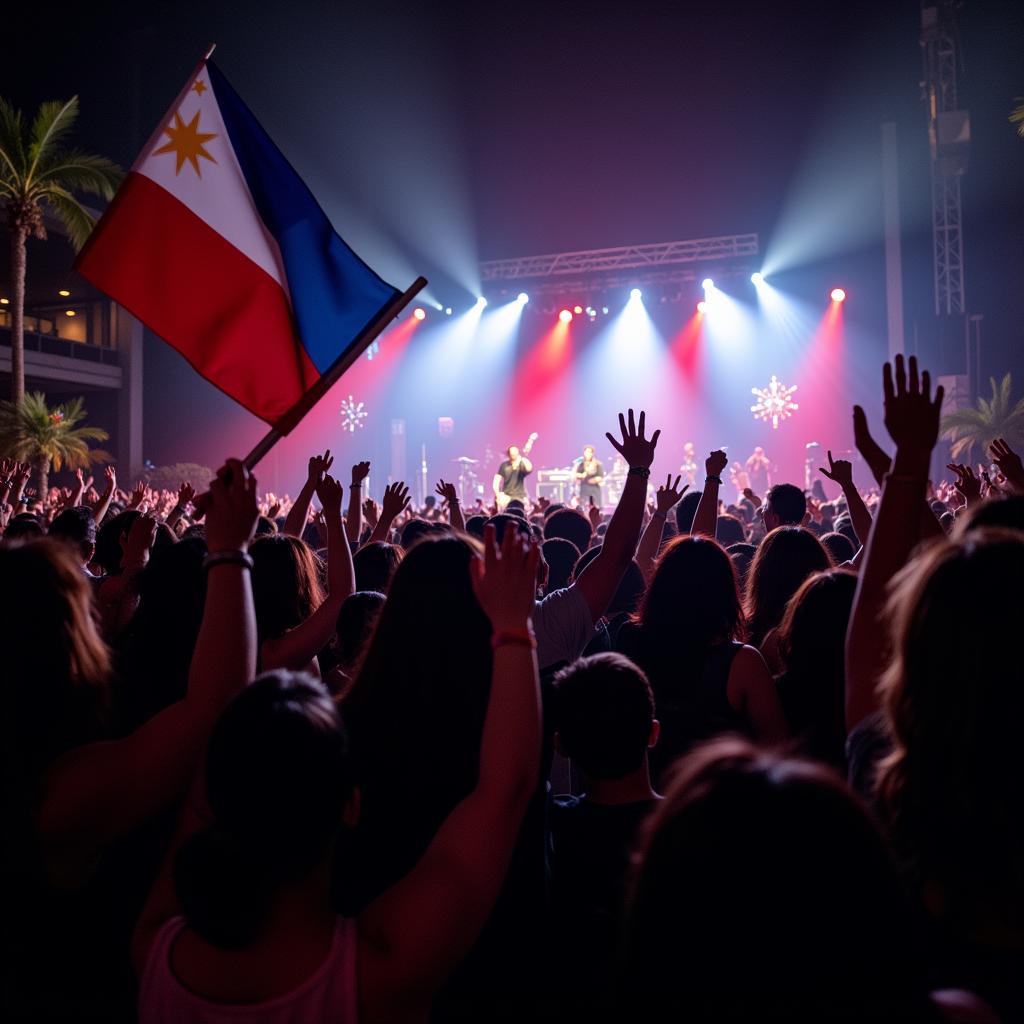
[339,394,367,433]
[750,375,799,429]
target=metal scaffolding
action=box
[921,2,969,317]
[480,233,758,282]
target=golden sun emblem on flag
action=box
[153,110,217,176]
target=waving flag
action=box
[77,58,408,428]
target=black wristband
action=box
[628,466,651,479]
[706,475,722,484]
[203,550,254,572]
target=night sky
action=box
[6,0,1023,480]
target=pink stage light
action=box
[413,307,426,320]
[830,288,846,303]
[696,300,707,314]
[559,309,574,323]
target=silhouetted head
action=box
[554,653,657,780]
[0,539,110,771]
[620,739,929,1018]
[715,514,746,547]
[250,534,324,643]
[48,506,97,566]
[544,506,592,553]
[175,672,355,948]
[674,490,702,533]
[820,530,855,564]
[94,509,140,575]
[745,527,832,647]
[542,537,580,593]
[727,541,756,585]
[878,529,1024,928]
[353,541,404,594]
[763,482,806,530]
[955,494,1024,537]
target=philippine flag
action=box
[76,58,404,428]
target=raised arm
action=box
[946,462,982,508]
[69,468,91,509]
[36,459,259,856]
[819,451,872,549]
[846,356,943,732]
[90,465,117,525]
[262,473,355,672]
[436,479,465,532]
[636,473,686,578]
[990,438,1024,495]
[357,525,541,1021]
[284,450,332,538]
[365,481,410,546]
[574,409,661,622]
[165,480,195,532]
[347,461,370,543]
[692,449,726,538]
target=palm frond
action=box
[1012,100,1024,139]
[26,98,79,183]
[940,408,987,431]
[41,187,96,250]
[36,149,122,198]
[0,392,109,469]
[0,97,27,184]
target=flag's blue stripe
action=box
[206,62,399,375]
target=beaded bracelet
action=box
[203,549,254,572]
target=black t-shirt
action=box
[548,795,656,989]
[498,459,531,500]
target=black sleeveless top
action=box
[615,624,747,782]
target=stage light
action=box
[0,297,8,304]
[59,289,71,297]
[559,309,573,323]
[830,287,846,303]
[517,291,529,304]
[697,300,707,314]
[701,278,714,290]
[601,306,609,315]
[630,287,642,300]
[65,309,76,317]
[573,305,583,314]
[412,307,426,321]
[433,301,443,310]
[444,307,453,316]
[751,272,764,285]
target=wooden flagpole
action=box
[243,275,427,470]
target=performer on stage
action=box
[730,460,750,502]
[746,445,771,494]
[573,444,605,508]
[493,432,537,509]
[680,442,698,488]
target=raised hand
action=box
[362,497,379,528]
[819,450,855,490]
[535,495,551,512]
[315,472,344,514]
[205,459,259,552]
[435,479,459,505]
[381,481,411,521]
[882,354,944,461]
[989,437,1024,493]
[128,480,147,510]
[470,523,540,632]
[103,465,116,487]
[946,462,981,503]
[588,497,602,530]
[705,450,728,478]
[121,512,158,569]
[605,409,660,469]
[177,481,196,508]
[852,405,893,486]
[351,460,371,486]
[655,473,688,515]
[307,450,334,483]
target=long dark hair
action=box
[338,534,490,908]
[878,529,1024,932]
[250,534,325,643]
[619,738,933,1020]
[745,526,832,648]
[174,672,353,948]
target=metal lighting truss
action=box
[480,233,759,283]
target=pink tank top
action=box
[139,916,359,1023]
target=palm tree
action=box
[940,373,1024,462]
[0,96,122,404]
[0,390,111,496]
[1012,100,1024,139]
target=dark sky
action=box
[7,0,1023,468]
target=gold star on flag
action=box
[191,79,207,96]
[153,110,217,176]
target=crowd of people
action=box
[3,354,1024,1022]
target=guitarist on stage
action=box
[493,432,537,510]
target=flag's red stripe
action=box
[76,172,319,426]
